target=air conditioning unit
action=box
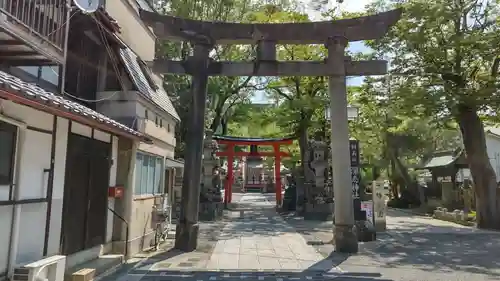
[12,255,66,281]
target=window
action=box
[167,123,171,133]
[155,116,159,126]
[145,110,149,120]
[18,66,59,86]
[134,154,143,194]
[0,121,17,185]
[155,158,163,193]
[160,119,163,128]
[134,152,164,195]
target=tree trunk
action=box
[298,122,314,203]
[457,104,500,229]
[210,106,224,133]
[221,119,228,135]
[298,121,313,180]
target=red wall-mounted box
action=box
[108,186,124,198]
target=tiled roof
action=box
[119,48,180,122]
[0,70,145,139]
[421,149,466,169]
[485,127,500,137]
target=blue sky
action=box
[251,0,373,103]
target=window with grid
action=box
[134,152,164,195]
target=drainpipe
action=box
[6,118,27,277]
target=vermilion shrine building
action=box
[214,136,293,206]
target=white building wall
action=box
[485,134,500,182]
[0,100,68,274]
[0,99,120,275]
[15,129,52,263]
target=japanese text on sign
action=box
[349,140,360,166]
[349,140,360,198]
[351,167,360,198]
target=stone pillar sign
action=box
[349,140,361,198]
[372,181,389,231]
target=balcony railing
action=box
[0,0,68,62]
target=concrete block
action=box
[72,268,95,281]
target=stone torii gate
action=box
[139,9,402,253]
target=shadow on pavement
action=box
[127,268,393,281]
[360,231,500,277]
[103,193,499,281]
[282,207,500,278]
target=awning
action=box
[166,158,184,168]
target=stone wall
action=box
[433,207,475,226]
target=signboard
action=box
[349,140,360,166]
[360,201,374,225]
[349,140,360,198]
[372,181,389,231]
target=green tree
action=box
[158,0,297,158]
[158,0,254,158]
[244,7,328,172]
[366,0,500,228]
[349,77,462,199]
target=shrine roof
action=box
[213,135,295,144]
[417,149,467,170]
[139,8,402,44]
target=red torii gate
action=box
[213,136,294,206]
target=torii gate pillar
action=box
[327,37,357,253]
[174,43,212,252]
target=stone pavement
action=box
[103,195,500,281]
[284,208,500,281]
[106,193,358,281]
[206,193,326,271]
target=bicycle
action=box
[153,202,172,251]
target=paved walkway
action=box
[206,193,325,271]
[108,193,347,281]
[108,193,500,281]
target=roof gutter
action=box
[0,90,152,144]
